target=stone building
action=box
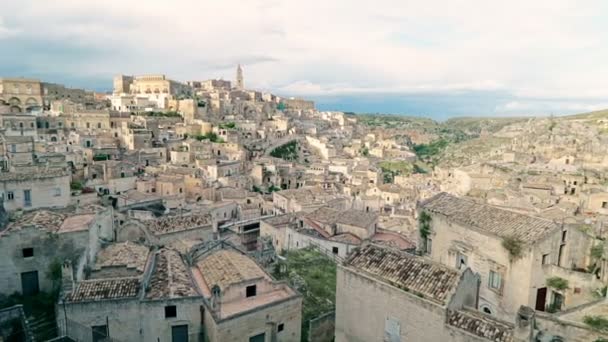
[0,78,43,113]
[0,167,70,212]
[1,114,38,137]
[193,242,302,342]
[58,245,204,342]
[58,240,302,342]
[419,192,599,321]
[335,243,519,342]
[0,206,112,295]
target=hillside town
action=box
[0,67,607,342]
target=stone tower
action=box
[236,64,244,89]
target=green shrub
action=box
[546,277,569,291]
[584,315,608,332]
[502,236,524,260]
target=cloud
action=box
[2,0,608,115]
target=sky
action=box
[1,0,608,119]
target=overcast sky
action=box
[1,0,607,118]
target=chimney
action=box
[61,260,74,295]
[210,285,221,314]
[212,216,219,240]
[513,306,535,342]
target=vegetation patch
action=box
[419,211,432,239]
[270,140,298,160]
[70,181,83,191]
[195,132,223,143]
[546,277,569,291]
[219,122,236,129]
[502,236,524,260]
[272,248,336,342]
[584,315,608,333]
[140,111,181,117]
[413,139,449,162]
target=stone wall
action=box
[205,296,302,342]
[336,265,457,342]
[307,311,334,342]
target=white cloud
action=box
[2,0,608,113]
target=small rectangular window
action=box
[489,271,502,291]
[53,188,61,197]
[425,237,432,254]
[277,323,284,332]
[246,285,257,298]
[542,253,550,265]
[22,248,34,258]
[332,247,339,255]
[164,305,177,318]
[7,191,14,200]
[603,202,608,209]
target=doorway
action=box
[535,287,547,311]
[21,271,39,296]
[171,325,188,342]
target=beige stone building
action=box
[335,244,520,342]
[193,242,302,342]
[0,206,112,295]
[0,167,71,211]
[420,193,599,321]
[0,78,43,113]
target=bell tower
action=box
[236,64,244,89]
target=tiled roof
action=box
[3,210,65,235]
[345,244,460,304]
[65,278,140,302]
[196,249,266,292]
[306,207,377,229]
[146,249,199,300]
[447,309,514,342]
[0,168,69,182]
[262,214,296,227]
[420,192,559,242]
[148,214,211,235]
[93,241,149,273]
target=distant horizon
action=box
[3,72,606,121]
[2,0,608,119]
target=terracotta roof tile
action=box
[66,278,140,302]
[345,244,460,304]
[447,309,514,342]
[421,192,559,243]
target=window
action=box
[542,253,550,265]
[249,333,265,342]
[164,305,177,318]
[425,237,432,254]
[332,247,339,255]
[22,248,34,258]
[97,123,102,129]
[277,323,284,332]
[10,144,16,153]
[53,188,61,197]
[481,305,493,315]
[603,202,608,209]
[489,271,502,292]
[23,189,31,207]
[7,191,14,201]
[456,252,467,270]
[246,285,257,298]
[86,122,90,128]
[92,325,108,342]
